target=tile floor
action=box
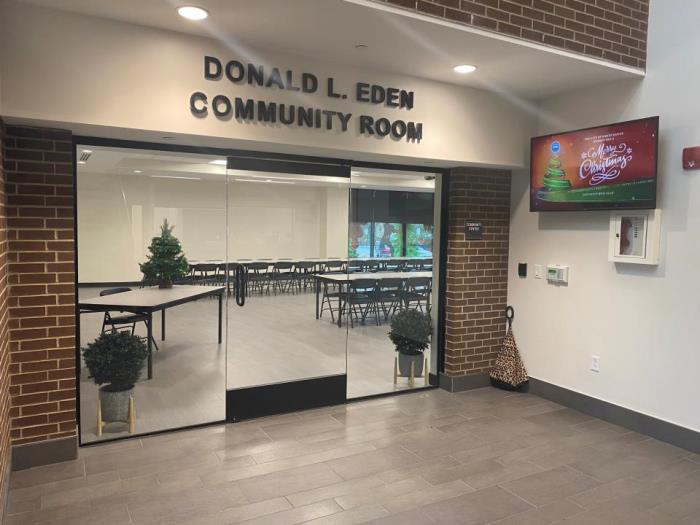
[10,387,700,524]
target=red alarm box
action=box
[683,146,700,170]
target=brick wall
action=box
[444,168,510,377]
[370,0,649,69]
[0,122,10,510]
[2,125,76,447]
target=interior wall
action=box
[0,1,533,168]
[77,173,350,283]
[508,0,700,432]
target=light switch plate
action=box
[534,264,544,279]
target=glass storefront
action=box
[76,143,443,443]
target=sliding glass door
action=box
[347,169,439,398]
[76,146,228,443]
[224,157,350,420]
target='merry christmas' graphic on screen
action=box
[531,118,657,211]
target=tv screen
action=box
[530,117,658,211]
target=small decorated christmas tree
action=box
[139,219,189,288]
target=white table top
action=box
[317,271,433,282]
[190,257,432,265]
[79,285,225,310]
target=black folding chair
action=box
[245,262,271,295]
[270,261,296,294]
[99,287,158,350]
[295,261,316,291]
[345,278,379,327]
[191,263,218,285]
[404,277,432,313]
[377,278,404,321]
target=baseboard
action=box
[439,372,490,392]
[11,436,78,471]
[429,372,439,387]
[529,378,700,455]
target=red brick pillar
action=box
[0,122,11,508]
[441,168,511,391]
[2,125,77,468]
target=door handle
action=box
[234,264,246,306]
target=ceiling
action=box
[16,0,643,100]
[77,145,435,191]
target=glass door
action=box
[225,157,350,420]
[346,168,440,398]
[76,146,228,443]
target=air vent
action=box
[79,152,92,162]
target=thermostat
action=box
[546,264,569,284]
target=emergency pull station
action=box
[608,209,661,265]
[546,265,569,284]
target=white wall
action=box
[509,0,700,432]
[0,1,532,168]
[77,173,349,282]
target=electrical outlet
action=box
[590,355,600,373]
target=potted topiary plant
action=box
[82,331,149,425]
[389,309,431,377]
[139,218,189,288]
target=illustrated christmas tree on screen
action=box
[543,141,572,191]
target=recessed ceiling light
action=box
[77,160,86,165]
[453,64,477,74]
[209,160,227,166]
[81,149,92,154]
[177,6,208,20]
[133,170,142,174]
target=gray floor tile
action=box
[420,485,533,524]
[501,466,600,506]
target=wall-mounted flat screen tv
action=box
[530,116,659,211]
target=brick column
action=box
[2,125,77,468]
[442,168,511,391]
[0,122,11,509]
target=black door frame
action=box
[73,136,450,443]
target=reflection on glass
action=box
[346,171,437,399]
[349,222,371,258]
[373,223,403,258]
[77,145,226,443]
[407,224,433,257]
[226,171,349,390]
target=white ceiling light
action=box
[77,160,86,165]
[453,64,477,74]
[209,159,227,166]
[81,149,93,154]
[177,6,208,20]
[133,170,142,174]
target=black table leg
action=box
[337,284,343,328]
[147,311,153,380]
[315,278,320,319]
[161,308,166,341]
[218,292,223,344]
